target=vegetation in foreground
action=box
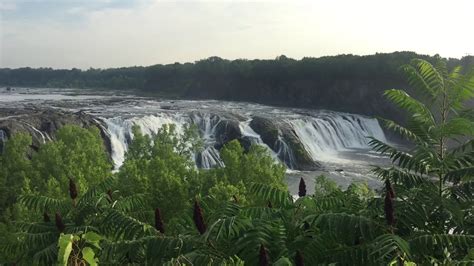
[0,58,473,265]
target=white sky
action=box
[1,0,473,69]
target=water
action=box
[0,87,392,191]
[287,114,386,162]
[102,109,387,171]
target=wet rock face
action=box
[249,116,279,150]
[0,108,111,155]
[249,116,321,171]
[214,119,242,148]
[280,127,321,171]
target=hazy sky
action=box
[1,0,473,69]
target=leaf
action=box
[19,195,69,214]
[77,175,116,207]
[383,89,435,126]
[409,234,474,255]
[57,234,74,266]
[311,213,382,244]
[379,118,425,143]
[437,118,474,138]
[83,231,103,249]
[100,209,154,239]
[82,247,98,266]
[368,138,430,174]
[370,234,411,263]
[112,194,147,212]
[273,257,292,266]
[402,59,445,99]
[466,248,474,260]
[33,243,58,265]
[446,167,474,182]
[204,216,251,242]
[249,183,292,208]
[372,166,427,188]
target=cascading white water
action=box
[22,121,49,143]
[238,119,280,161]
[190,112,225,169]
[104,113,189,168]
[198,146,223,169]
[275,135,297,169]
[0,129,6,142]
[0,130,6,153]
[102,102,387,170]
[286,113,386,161]
[103,117,133,168]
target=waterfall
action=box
[103,117,133,168]
[197,146,223,169]
[285,113,386,161]
[0,130,6,142]
[22,121,49,143]
[104,114,188,168]
[190,113,224,168]
[238,119,280,160]
[103,106,387,170]
[275,135,297,169]
[0,129,7,153]
[104,112,227,169]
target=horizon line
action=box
[2,51,472,71]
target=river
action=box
[0,87,393,194]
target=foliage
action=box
[0,133,32,220]
[368,58,474,263]
[57,231,102,266]
[0,58,473,265]
[0,126,111,262]
[31,125,111,198]
[313,174,339,197]
[116,124,202,222]
[219,140,286,190]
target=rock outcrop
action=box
[0,108,111,154]
[280,126,321,171]
[214,119,242,149]
[249,116,279,150]
[250,116,321,171]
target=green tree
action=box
[373,58,474,194]
[0,133,33,263]
[31,125,111,198]
[0,133,32,219]
[220,140,286,189]
[116,124,201,222]
[368,58,474,263]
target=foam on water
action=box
[286,114,386,162]
[103,107,387,170]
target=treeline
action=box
[0,66,146,90]
[1,52,474,120]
